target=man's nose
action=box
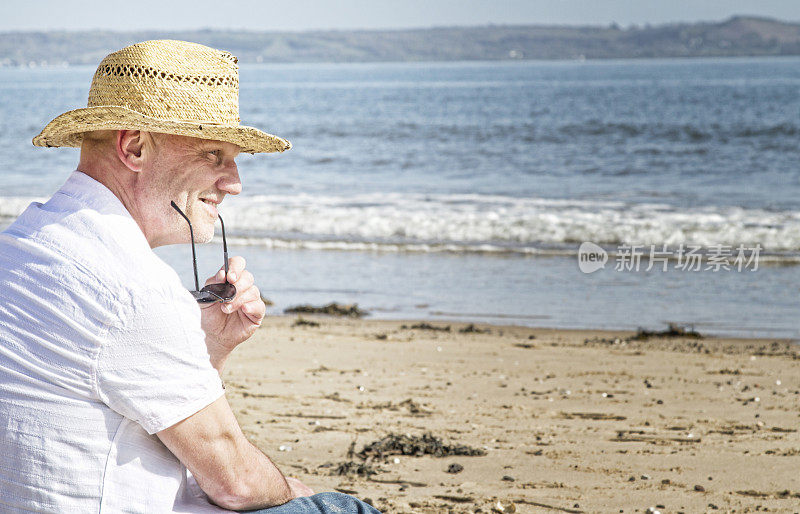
[217,161,242,196]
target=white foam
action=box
[3,193,800,260]
[222,193,800,253]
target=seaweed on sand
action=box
[400,323,451,332]
[357,433,486,460]
[631,323,703,341]
[292,317,320,327]
[328,461,381,477]
[284,302,368,318]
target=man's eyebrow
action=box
[201,143,238,154]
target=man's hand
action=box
[285,477,315,498]
[200,256,266,372]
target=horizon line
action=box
[1,14,798,35]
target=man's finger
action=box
[204,256,247,286]
[220,272,255,311]
[204,268,225,286]
[221,284,260,315]
[225,256,246,283]
[232,270,254,293]
[239,294,266,325]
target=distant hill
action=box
[1,16,800,66]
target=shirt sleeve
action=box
[94,285,225,435]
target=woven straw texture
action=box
[33,40,290,154]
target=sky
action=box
[2,0,799,32]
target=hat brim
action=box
[32,105,291,154]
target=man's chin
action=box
[195,231,215,244]
[190,222,215,244]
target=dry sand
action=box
[224,316,800,513]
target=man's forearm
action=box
[194,434,294,510]
[157,396,296,511]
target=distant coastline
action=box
[1,15,800,67]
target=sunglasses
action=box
[170,201,237,303]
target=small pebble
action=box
[493,500,516,513]
[641,474,651,480]
[278,445,292,452]
[446,463,464,474]
[694,484,705,492]
[501,475,515,482]
[393,457,400,464]
[628,476,636,482]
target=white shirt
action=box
[0,171,230,513]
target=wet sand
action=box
[224,317,800,513]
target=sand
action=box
[223,316,800,513]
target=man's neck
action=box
[77,146,150,245]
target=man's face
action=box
[139,133,241,247]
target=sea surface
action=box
[0,58,798,338]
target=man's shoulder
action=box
[1,188,186,312]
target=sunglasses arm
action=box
[170,201,201,292]
[219,213,229,278]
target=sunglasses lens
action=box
[199,282,236,303]
[192,290,217,303]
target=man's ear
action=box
[115,130,148,172]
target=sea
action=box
[0,57,798,339]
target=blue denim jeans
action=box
[244,492,381,513]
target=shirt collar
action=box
[57,170,134,219]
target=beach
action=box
[224,316,800,513]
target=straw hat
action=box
[32,40,290,154]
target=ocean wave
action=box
[223,236,544,255]
[219,193,800,254]
[286,120,799,146]
[218,236,800,264]
[3,193,800,260]
[555,120,799,142]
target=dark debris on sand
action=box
[400,323,451,332]
[292,317,320,327]
[357,398,433,416]
[585,330,799,359]
[356,433,486,461]
[458,323,490,334]
[326,461,381,478]
[284,303,368,318]
[446,463,464,474]
[631,323,703,341]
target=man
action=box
[0,40,379,513]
